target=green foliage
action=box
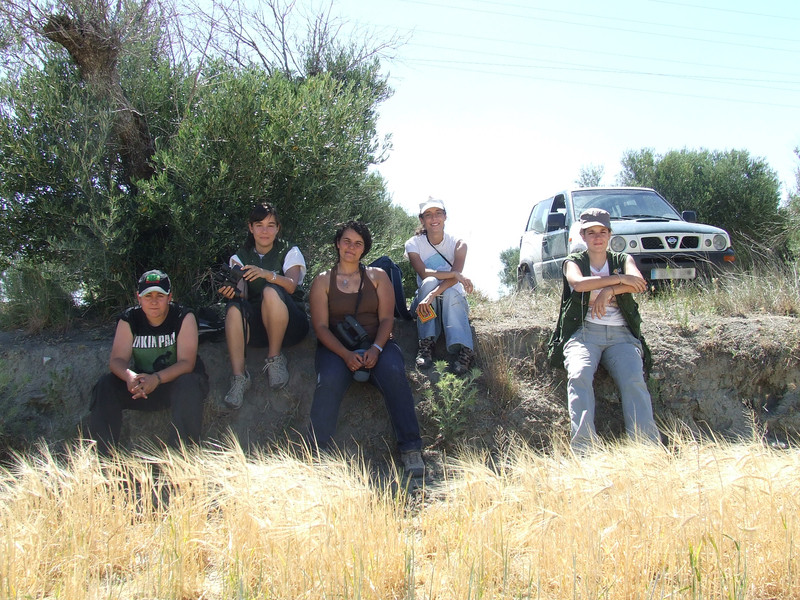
[0,358,30,452]
[498,246,520,294]
[422,361,481,444]
[0,26,415,320]
[618,148,784,265]
[0,261,76,333]
[782,147,800,257]
[575,164,605,187]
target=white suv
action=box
[517,187,735,289]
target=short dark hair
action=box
[244,203,281,249]
[333,220,372,257]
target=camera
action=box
[215,263,245,298]
[334,315,372,382]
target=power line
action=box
[406,40,800,88]
[406,53,800,95]
[646,0,800,22]
[400,57,799,109]
[397,0,800,54]
[466,0,800,44]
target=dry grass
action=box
[2,436,800,599]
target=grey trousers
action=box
[563,321,660,449]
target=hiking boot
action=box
[415,337,435,370]
[264,353,289,390]
[223,371,251,409]
[452,346,476,376]
[400,450,425,478]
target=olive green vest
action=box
[547,251,650,370]
[236,238,304,303]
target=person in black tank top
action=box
[87,270,209,455]
[306,221,425,478]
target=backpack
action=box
[196,304,226,343]
[368,256,414,320]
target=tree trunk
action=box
[44,13,155,184]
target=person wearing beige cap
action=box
[547,208,660,451]
[404,197,475,375]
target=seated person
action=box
[405,198,475,375]
[549,208,661,451]
[307,221,425,477]
[219,203,309,408]
[88,270,208,454]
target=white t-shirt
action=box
[567,259,626,327]
[230,246,307,284]
[404,232,465,295]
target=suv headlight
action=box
[712,234,728,251]
[609,236,626,252]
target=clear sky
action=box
[330,0,800,297]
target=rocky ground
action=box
[2,295,800,467]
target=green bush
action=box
[0,262,76,333]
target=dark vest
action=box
[236,238,304,303]
[547,251,651,370]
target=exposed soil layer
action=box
[2,302,799,464]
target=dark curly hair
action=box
[333,220,372,259]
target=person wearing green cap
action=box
[87,269,208,454]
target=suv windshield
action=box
[572,189,681,220]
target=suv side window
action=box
[527,198,552,234]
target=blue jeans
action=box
[563,321,660,449]
[308,340,422,453]
[411,277,473,352]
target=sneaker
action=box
[400,450,425,478]
[452,346,476,376]
[415,337,435,370]
[223,371,251,409]
[264,353,289,390]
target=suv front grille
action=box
[641,237,664,250]
[640,235,700,250]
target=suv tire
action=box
[517,266,536,291]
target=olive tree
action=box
[0,0,414,316]
[618,148,784,264]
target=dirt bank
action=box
[2,300,799,462]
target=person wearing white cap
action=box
[87,269,208,454]
[404,197,475,375]
[548,208,660,451]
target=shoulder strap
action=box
[425,232,453,267]
[330,263,366,316]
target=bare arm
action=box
[309,271,363,373]
[359,267,394,369]
[219,259,303,299]
[108,319,138,393]
[409,240,474,319]
[564,256,647,294]
[127,313,200,400]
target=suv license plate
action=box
[651,267,696,280]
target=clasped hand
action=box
[345,346,379,371]
[126,370,158,400]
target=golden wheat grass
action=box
[2,437,799,599]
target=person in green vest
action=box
[218,203,309,408]
[549,208,660,451]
